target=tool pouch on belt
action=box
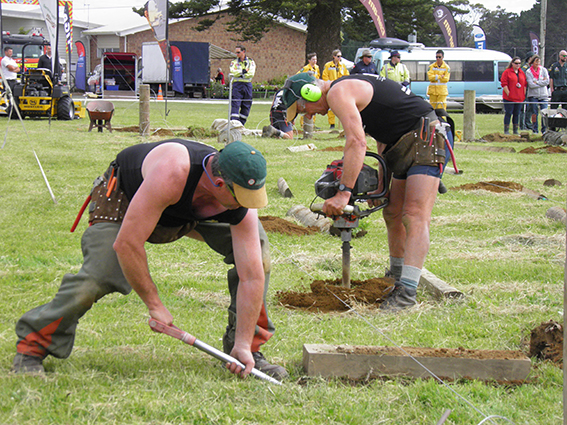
[147,223,196,244]
[88,163,130,225]
[383,118,447,176]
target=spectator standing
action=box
[525,54,549,133]
[549,50,567,109]
[351,49,377,75]
[215,68,225,85]
[299,53,320,78]
[322,49,349,129]
[501,57,527,135]
[37,44,60,78]
[298,53,320,131]
[379,50,410,87]
[1,46,20,93]
[229,46,256,125]
[519,53,534,130]
[427,50,450,110]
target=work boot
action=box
[262,125,279,138]
[329,124,335,129]
[503,125,510,135]
[513,125,519,135]
[379,285,417,311]
[12,353,44,374]
[252,352,289,380]
[438,181,448,194]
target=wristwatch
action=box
[338,184,353,193]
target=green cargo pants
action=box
[15,220,274,359]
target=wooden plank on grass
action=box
[420,268,464,299]
[303,344,531,382]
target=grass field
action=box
[0,98,565,424]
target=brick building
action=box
[87,12,307,84]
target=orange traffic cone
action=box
[157,84,164,100]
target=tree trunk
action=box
[306,1,343,65]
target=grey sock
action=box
[389,256,404,280]
[400,265,421,290]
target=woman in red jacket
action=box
[501,56,527,135]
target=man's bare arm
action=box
[113,143,189,325]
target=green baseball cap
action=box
[282,72,318,122]
[218,141,268,208]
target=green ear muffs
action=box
[300,83,322,102]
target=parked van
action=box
[355,38,512,111]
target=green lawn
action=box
[0,98,564,424]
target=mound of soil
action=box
[519,146,567,154]
[482,133,527,142]
[276,278,394,312]
[529,320,563,367]
[259,216,319,236]
[321,146,344,152]
[451,180,523,193]
[114,126,215,138]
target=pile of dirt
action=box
[529,320,563,367]
[114,126,215,138]
[482,133,527,143]
[259,216,319,236]
[276,278,394,312]
[321,146,344,152]
[519,146,567,154]
[451,180,523,193]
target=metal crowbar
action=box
[148,319,282,385]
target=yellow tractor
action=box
[11,67,83,120]
[1,31,84,119]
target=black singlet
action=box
[330,74,435,147]
[115,139,247,227]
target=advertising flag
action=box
[38,0,58,73]
[472,25,486,49]
[170,45,183,94]
[144,0,169,65]
[359,0,387,38]
[433,5,458,48]
[529,31,539,56]
[62,1,72,54]
[75,40,86,90]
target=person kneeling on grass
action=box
[12,139,288,380]
[262,89,294,140]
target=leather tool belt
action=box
[383,117,447,176]
[88,162,196,244]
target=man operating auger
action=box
[282,72,448,310]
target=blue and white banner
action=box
[472,25,486,49]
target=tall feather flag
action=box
[434,5,458,48]
[37,0,58,75]
[359,0,387,38]
[144,0,169,65]
[472,25,486,49]
[529,31,539,56]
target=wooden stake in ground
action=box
[139,84,150,136]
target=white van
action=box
[355,38,512,111]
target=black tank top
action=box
[330,74,435,147]
[115,139,247,227]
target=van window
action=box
[497,61,508,80]
[404,61,429,82]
